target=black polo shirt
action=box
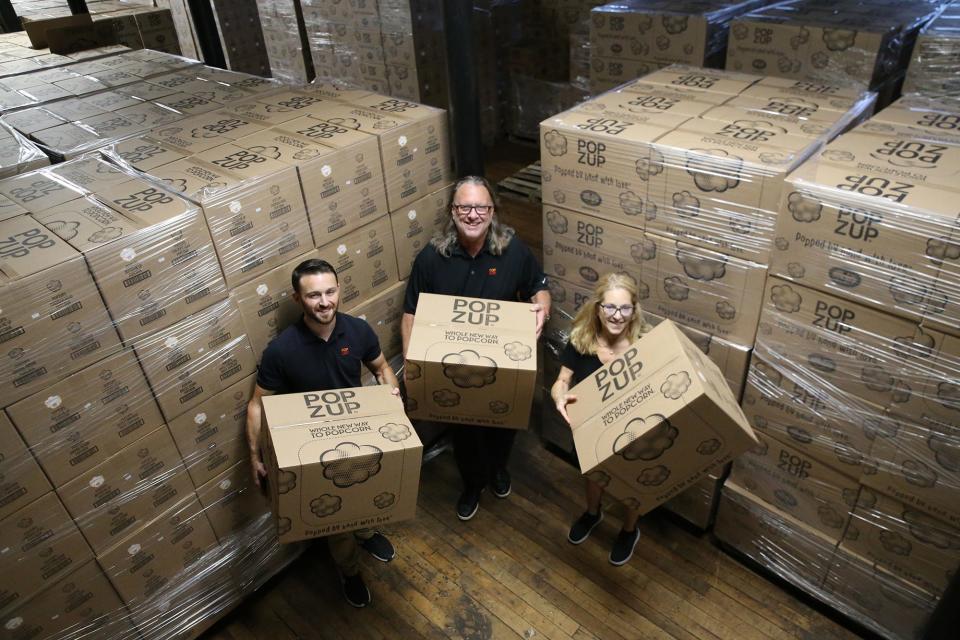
[257,313,381,393]
[561,342,603,386]
[403,234,549,313]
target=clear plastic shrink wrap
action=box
[1,51,282,162]
[0,153,306,640]
[588,0,768,93]
[540,65,875,349]
[725,0,944,93]
[254,0,312,84]
[904,1,960,98]
[714,96,960,640]
[0,120,49,178]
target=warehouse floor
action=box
[202,431,862,640]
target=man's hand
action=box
[531,303,549,338]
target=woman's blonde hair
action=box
[430,175,516,257]
[569,272,652,355]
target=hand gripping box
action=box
[261,385,422,544]
[405,294,538,429]
[566,319,757,515]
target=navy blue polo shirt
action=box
[257,313,381,393]
[403,234,549,313]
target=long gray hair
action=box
[430,175,516,257]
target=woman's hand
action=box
[555,392,577,424]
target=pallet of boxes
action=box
[0,78,452,637]
[716,94,960,640]
[539,64,876,529]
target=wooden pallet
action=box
[497,161,542,203]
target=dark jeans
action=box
[453,425,518,491]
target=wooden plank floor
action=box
[202,431,862,640]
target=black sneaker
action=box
[492,468,511,498]
[457,487,483,521]
[567,510,603,545]
[359,532,395,562]
[609,528,640,566]
[340,572,371,608]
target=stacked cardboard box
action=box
[255,0,312,84]
[0,30,129,78]
[904,2,960,98]
[154,0,202,60]
[0,120,48,177]
[725,0,943,96]
[540,64,875,529]
[713,98,960,638]
[589,0,766,93]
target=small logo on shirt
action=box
[340,346,350,356]
[488,268,497,276]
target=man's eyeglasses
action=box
[453,204,493,216]
[599,303,634,317]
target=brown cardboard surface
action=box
[0,215,122,405]
[57,426,194,555]
[315,215,399,310]
[0,560,135,640]
[230,252,313,362]
[755,277,926,410]
[21,14,93,49]
[97,494,222,611]
[539,108,682,226]
[6,348,165,487]
[0,491,93,616]
[111,136,192,172]
[728,431,858,542]
[347,280,406,360]
[635,65,760,96]
[262,385,422,543]
[132,297,256,422]
[886,326,960,426]
[590,10,709,66]
[566,320,756,515]
[0,411,50,521]
[405,294,538,429]
[840,486,959,597]
[714,482,837,588]
[389,183,453,280]
[196,460,270,542]
[35,193,228,342]
[167,373,256,488]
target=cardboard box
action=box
[132,298,257,421]
[57,426,195,555]
[590,7,712,66]
[97,495,223,616]
[6,348,165,487]
[196,460,269,542]
[861,413,960,530]
[539,108,683,226]
[0,412,51,521]
[883,325,960,426]
[823,547,938,640]
[167,374,256,488]
[389,182,453,280]
[36,187,228,341]
[232,123,388,246]
[261,385,422,543]
[840,486,959,597]
[634,64,759,97]
[754,277,926,410]
[739,358,879,473]
[728,431,858,542]
[405,294,538,429]
[315,214,399,309]
[736,77,875,116]
[0,215,122,405]
[0,491,93,616]
[589,57,664,93]
[347,280,406,360]
[714,482,837,588]
[0,560,135,640]
[566,319,757,514]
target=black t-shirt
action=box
[561,341,602,386]
[257,313,381,393]
[403,234,549,313]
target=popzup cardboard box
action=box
[567,319,757,515]
[262,384,422,543]
[405,293,538,429]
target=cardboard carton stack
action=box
[255,0,312,84]
[154,0,202,60]
[903,1,960,98]
[725,0,943,99]
[0,119,48,177]
[713,99,960,638]
[0,30,129,78]
[540,64,875,528]
[589,0,766,93]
